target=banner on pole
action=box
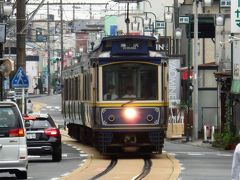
[231,0,240,33]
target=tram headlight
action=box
[123,108,138,122]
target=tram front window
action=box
[102,63,158,101]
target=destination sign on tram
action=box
[112,41,148,55]
[120,43,140,50]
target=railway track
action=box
[90,157,152,180]
[132,158,152,180]
[61,132,180,180]
[90,158,118,180]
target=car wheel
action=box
[52,146,62,162]
[15,170,27,179]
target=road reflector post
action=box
[211,126,215,142]
[203,125,210,143]
[203,125,215,143]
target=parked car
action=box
[23,113,62,162]
[0,101,28,179]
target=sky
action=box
[26,0,176,21]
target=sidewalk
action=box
[166,137,235,153]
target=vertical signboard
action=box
[168,58,181,107]
[231,41,240,93]
[231,0,240,33]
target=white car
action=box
[0,101,28,179]
[6,90,16,102]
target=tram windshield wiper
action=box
[121,98,136,107]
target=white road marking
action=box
[62,153,67,157]
[217,153,232,157]
[169,151,233,156]
[80,154,88,157]
[61,172,71,177]
[168,153,176,156]
[187,153,204,156]
[78,163,84,167]
[28,155,41,158]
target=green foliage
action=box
[212,97,237,149]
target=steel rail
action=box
[132,158,152,180]
[90,158,118,180]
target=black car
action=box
[23,113,62,162]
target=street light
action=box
[164,7,173,54]
[175,27,182,55]
[131,16,145,35]
[203,0,212,6]
[216,14,224,26]
[144,11,157,35]
[164,6,177,54]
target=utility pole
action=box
[60,0,64,76]
[192,0,199,140]
[174,0,179,54]
[16,0,26,113]
[125,3,130,34]
[47,2,51,95]
[16,0,26,70]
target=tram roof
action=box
[90,35,159,58]
[101,35,157,42]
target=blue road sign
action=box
[12,67,29,88]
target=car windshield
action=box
[102,63,158,101]
[0,108,18,129]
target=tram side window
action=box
[83,74,91,101]
[71,78,74,101]
[75,77,78,100]
[64,79,68,100]
[87,74,91,100]
[83,75,86,101]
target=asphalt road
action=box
[164,140,233,180]
[33,94,234,180]
[0,94,87,180]
[2,94,232,180]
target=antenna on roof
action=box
[112,0,145,34]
